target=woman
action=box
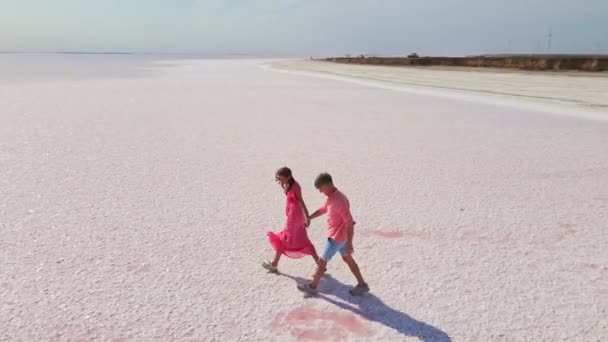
[263,167,319,273]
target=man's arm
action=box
[308,209,324,220]
[308,201,327,221]
[346,221,355,244]
[345,221,355,254]
[342,202,355,254]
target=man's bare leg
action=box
[342,255,366,286]
[310,259,327,288]
[311,250,320,266]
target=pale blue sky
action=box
[1,0,606,55]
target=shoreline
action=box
[324,63,608,78]
[267,59,608,121]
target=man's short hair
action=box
[314,172,333,188]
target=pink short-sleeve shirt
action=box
[320,189,354,242]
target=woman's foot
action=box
[262,260,278,273]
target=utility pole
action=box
[547,29,552,53]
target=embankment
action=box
[324,55,608,71]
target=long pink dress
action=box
[267,181,317,258]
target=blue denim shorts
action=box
[321,238,347,261]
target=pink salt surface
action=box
[272,306,374,341]
[367,230,433,240]
[371,230,405,239]
[1,57,607,341]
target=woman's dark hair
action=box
[276,167,292,178]
[314,172,333,189]
[276,167,295,191]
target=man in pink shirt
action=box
[297,173,370,296]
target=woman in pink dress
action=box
[263,167,319,273]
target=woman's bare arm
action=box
[298,195,311,226]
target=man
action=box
[297,172,370,296]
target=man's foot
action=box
[262,260,278,273]
[297,282,318,295]
[349,283,370,296]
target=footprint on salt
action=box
[273,306,375,341]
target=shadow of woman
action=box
[278,272,452,342]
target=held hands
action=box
[305,216,311,228]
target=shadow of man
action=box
[279,272,452,342]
